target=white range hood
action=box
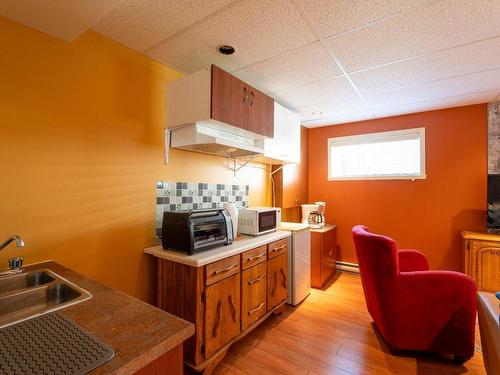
[170,123,264,158]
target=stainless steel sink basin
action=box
[0,269,91,328]
[0,270,55,296]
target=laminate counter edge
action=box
[144,231,291,267]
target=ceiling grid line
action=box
[143,0,245,55]
[289,0,370,107]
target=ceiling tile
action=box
[364,68,500,108]
[146,0,317,74]
[372,90,499,118]
[302,110,377,127]
[272,76,358,109]
[0,0,121,41]
[296,97,369,122]
[351,36,500,94]
[231,41,342,93]
[328,0,500,72]
[295,0,429,38]
[93,0,233,52]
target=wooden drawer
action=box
[267,238,288,259]
[205,255,240,286]
[241,245,267,270]
[241,262,267,330]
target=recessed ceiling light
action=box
[312,111,323,116]
[218,45,235,55]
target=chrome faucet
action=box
[0,235,25,276]
[0,235,25,251]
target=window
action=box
[328,128,426,180]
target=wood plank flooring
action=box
[214,272,486,375]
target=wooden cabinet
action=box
[267,251,288,310]
[246,84,274,137]
[241,262,267,330]
[205,273,241,357]
[211,65,247,130]
[154,237,289,372]
[311,225,337,289]
[461,231,500,292]
[166,64,274,138]
[273,126,309,210]
[263,102,300,163]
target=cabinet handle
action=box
[248,275,265,285]
[212,300,223,337]
[280,268,287,289]
[249,91,255,106]
[271,271,277,296]
[228,295,237,323]
[270,245,286,253]
[247,252,266,262]
[248,302,265,315]
[214,263,238,275]
[243,87,249,103]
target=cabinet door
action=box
[267,252,288,310]
[204,273,241,357]
[283,107,301,163]
[211,65,247,131]
[321,228,337,286]
[264,103,285,160]
[310,231,323,288]
[471,240,500,292]
[247,85,274,138]
[241,262,267,330]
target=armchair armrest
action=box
[395,271,477,348]
[398,249,429,272]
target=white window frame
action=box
[327,127,426,181]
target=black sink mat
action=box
[0,312,114,375]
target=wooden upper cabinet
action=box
[167,64,274,138]
[204,273,241,357]
[211,65,248,131]
[246,86,274,138]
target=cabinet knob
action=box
[243,87,249,103]
[249,92,255,106]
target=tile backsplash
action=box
[155,181,249,238]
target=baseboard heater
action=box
[336,261,359,274]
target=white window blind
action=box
[328,128,426,180]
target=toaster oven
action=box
[162,209,233,255]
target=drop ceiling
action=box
[4,0,500,127]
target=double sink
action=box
[0,269,92,328]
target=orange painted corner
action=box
[307,104,488,271]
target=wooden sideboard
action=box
[311,225,337,289]
[153,237,289,373]
[461,231,500,292]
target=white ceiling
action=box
[0,0,121,41]
[4,0,500,127]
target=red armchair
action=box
[352,225,477,363]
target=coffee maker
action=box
[314,201,326,227]
[301,204,318,225]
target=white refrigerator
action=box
[280,222,311,305]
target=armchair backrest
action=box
[352,225,399,327]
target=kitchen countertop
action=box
[310,224,336,233]
[23,261,195,375]
[144,230,291,267]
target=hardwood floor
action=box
[213,272,486,375]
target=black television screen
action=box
[487,174,500,230]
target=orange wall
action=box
[308,105,487,271]
[0,17,270,302]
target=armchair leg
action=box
[452,355,471,364]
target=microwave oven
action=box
[238,207,281,236]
